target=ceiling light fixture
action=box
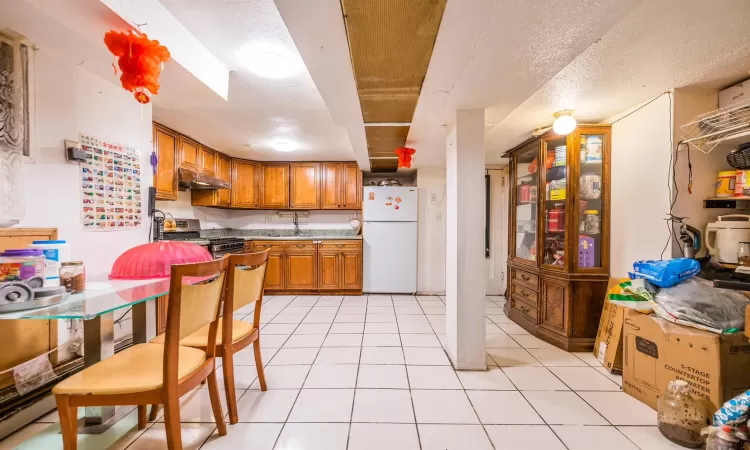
[552,110,577,135]
[236,45,299,79]
[272,141,298,152]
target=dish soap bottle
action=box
[658,380,709,448]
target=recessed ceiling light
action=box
[236,45,299,79]
[272,141,298,152]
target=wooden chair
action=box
[150,249,269,424]
[52,258,230,450]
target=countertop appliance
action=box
[362,186,417,293]
[161,219,245,258]
[705,214,750,263]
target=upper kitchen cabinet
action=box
[321,162,362,209]
[342,162,362,209]
[290,163,321,209]
[179,136,200,172]
[153,124,179,201]
[259,163,290,209]
[191,152,232,207]
[321,163,342,209]
[231,159,259,208]
[198,146,216,176]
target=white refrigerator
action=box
[363,186,418,293]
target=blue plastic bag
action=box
[629,258,700,288]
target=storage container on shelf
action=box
[28,240,71,286]
[0,249,45,286]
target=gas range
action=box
[160,219,245,258]
[206,237,245,258]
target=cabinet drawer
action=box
[511,268,538,289]
[510,281,538,306]
[252,241,284,253]
[318,240,361,251]
[283,241,316,252]
[510,298,538,323]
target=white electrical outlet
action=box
[430,192,437,203]
[435,212,442,221]
[265,214,272,223]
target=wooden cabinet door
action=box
[341,250,362,290]
[199,146,216,176]
[231,159,258,208]
[539,278,568,335]
[342,162,362,209]
[285,251,317,290]
[290,163,320,209]
[321,163,342,209]
[318,251,341,290]
[179,136,199,171]
[264,252,284,290]
[216,153,231,206]
[260,163,290,209]
[153,124,178,200]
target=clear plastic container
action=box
[60,261,86,294]
[657,380,709,448]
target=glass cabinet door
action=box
[541,135,568,269]
[576,132,605,269]
[512,144,538,263]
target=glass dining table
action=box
[0,278,171,431]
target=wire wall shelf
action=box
[681,99,750,154]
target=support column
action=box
[445,109,486,370]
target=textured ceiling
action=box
[150,0,355,161]
[341,0,446,172]
[407,0,750,167]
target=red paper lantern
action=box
[395,147,416,169]
[103,30,170,104]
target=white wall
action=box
[671,87,731,257]
[416,168,446,294]
[485,168,508,295]
[608,94,673,277]
[157,191,360,231]
[15,47,152,279]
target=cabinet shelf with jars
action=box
[505,125,611,352]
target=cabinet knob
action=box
[521,306,530,314]
[336,244,344,248]
[521,290,529,297]
[296,244,304,248]
[521,274,531,281]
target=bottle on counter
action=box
[705,426,741,450]
[658,380,708,448]
[60,261,86,294]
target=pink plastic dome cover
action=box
[109,241,213,279]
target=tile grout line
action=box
[393,295,423,450]
[346,294,368,450]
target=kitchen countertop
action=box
[240,235,362,241]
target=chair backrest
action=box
[163,257,229,384]
[224,250,269,334]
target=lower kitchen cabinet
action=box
[250,240,362,294]
[318,251,341,290]
[264,252,285,291]
[285,251,318,290]
[340,250,362,290]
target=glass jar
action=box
[657,380,709,448]
[60,261,86,294]
[579,210,601,235]
[738,242,750,267]
[706,426,741,450]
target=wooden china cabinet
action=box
[505,125,611,351]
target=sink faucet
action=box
[293,212,300,236]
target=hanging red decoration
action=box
[395,147,416,169]
[103,30,170,104]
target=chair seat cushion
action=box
[52,344,206,396]
[150,320,254,347]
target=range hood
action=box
[178,168,230,190]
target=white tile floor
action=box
[0,295,677,450]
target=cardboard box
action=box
[622,309,750,413]
[593,278,626,374]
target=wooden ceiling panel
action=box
[341,0,446,170]
[369,158,399,173]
